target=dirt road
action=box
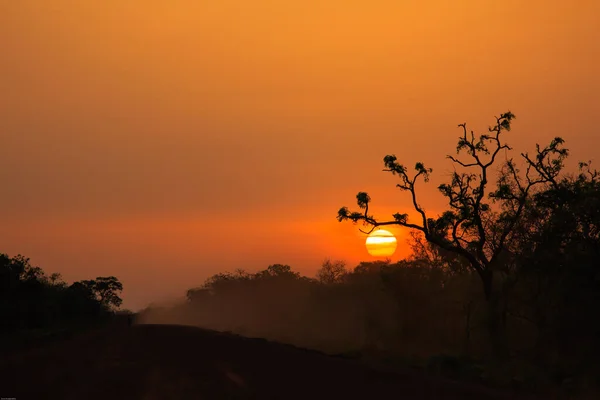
[0,322,529,399]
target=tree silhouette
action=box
[337,112,570,358]
[509,162,600,366]
[316,259,347,284]
[81,277,124,310]
[0,253,123,334]
[255,264,300,279]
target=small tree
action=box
[337,112,569,358]
[316,259,347,284]
[255,264,300,279]
[81,276,123,311]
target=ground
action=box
[0,320,536,399]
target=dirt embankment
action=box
[0,322,536,399]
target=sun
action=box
[365,229,398,257]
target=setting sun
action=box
[365,229,397,257]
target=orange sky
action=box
[1,1,599,310]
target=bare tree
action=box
[336,111,568,357]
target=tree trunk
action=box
[481,269,509,361]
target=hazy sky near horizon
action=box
[1,0,599,310]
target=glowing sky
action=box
[1,1,599,310]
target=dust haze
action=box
[135,260,485,358]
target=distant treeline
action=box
[0,253,123,333]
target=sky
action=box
[1,0,599,310]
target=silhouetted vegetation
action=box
[337,112,600,387]
[0,253,123,344]
[138,112,599,397]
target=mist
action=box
[135,260,486,359]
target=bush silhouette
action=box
[0,253,123,335]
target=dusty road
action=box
[0,322,530,399]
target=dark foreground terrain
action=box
[1,321,535,400]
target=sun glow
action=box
[365,229,397,257]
